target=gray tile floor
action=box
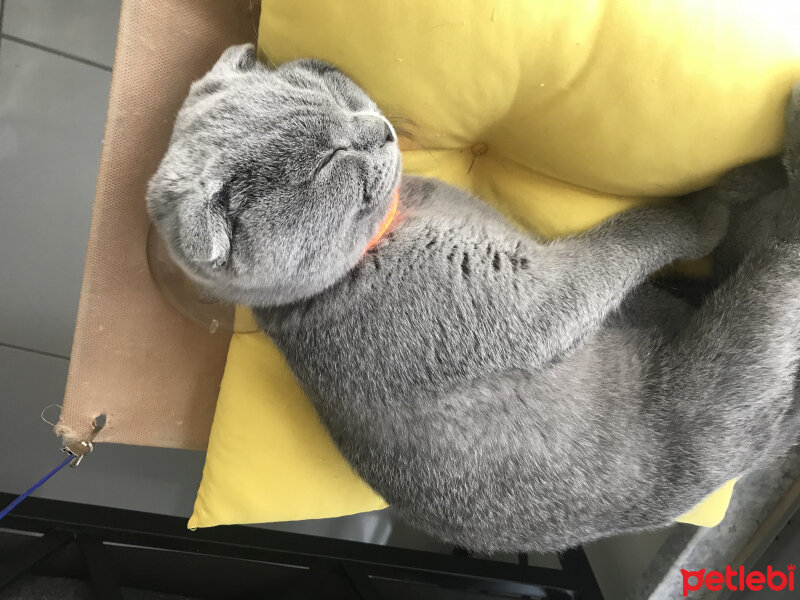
[0,2,676,597]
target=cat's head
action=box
[146,43,401,306]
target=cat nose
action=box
[353,115,395,150]
[382,120,396,144]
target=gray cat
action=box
[147,43,800,553]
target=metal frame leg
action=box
[287,559,335,600]
[559,548,604,600]
[341,562,383,600]
[0,530,72,590]
[77,534,123,600]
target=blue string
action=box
[0,455,75,521]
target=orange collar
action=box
[364,187,399,252]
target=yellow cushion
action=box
[189,309,387,529]
[675,478,739,528]
[189,0,800,530]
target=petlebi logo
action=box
[681,564,795,596]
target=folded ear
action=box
[212,43,262,75]
[179,181,232,269]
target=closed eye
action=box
[316,147,348,173]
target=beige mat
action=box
[58,0,259,449]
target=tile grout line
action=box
[0,342,69,361]
[0,7,102,369]
[1,33,112,72]
[0,0,5,55]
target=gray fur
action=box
[148,44,800,553]
[147,44,399,305]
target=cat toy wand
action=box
[0,414,106,521]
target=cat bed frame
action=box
[57,0,249,449]
[58,0,800,539]
[0,492,605,598]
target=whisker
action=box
[386,116,418,126]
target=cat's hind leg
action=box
[711,82,800,279]
[658,239,800,505]
[655,82,800,514]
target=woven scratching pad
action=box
[58,0,259,449]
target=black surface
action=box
[0,492,603,599]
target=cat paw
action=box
[784,80,800,189]
[787,80,800,136]
[708,159,786,206]
[677,198,730,258]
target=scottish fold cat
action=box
[148,44,800,552]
